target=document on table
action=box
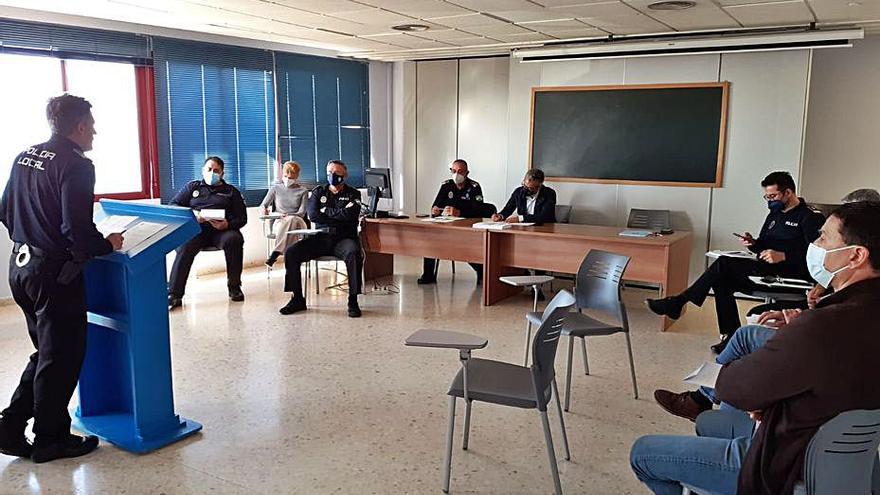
[747,275,813,290]
[96,215,139,236]
[198,208,226,220]
[706,250,757,260]
[619,229,653,238]
[683,361,723,389]
[472,221,511,230]
[119,221,168,255]
[421,216,466,224]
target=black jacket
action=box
[307,184,361,239]
[171,179,248,232]
[497,185,557,225]
[0,135,111,259]
[748,198,824,278]
[431,178,495,218]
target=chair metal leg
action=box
[564,337,574,412]
[580,337,590,375]
[451,261,456,274]
[624,332,639,399]
[531,285,540,312]
[551,378,570,461]
[523,322,532,367]
[443,396,456,493]
[539,410,564,495]
[314,260,320,295]
[462,399,472,450]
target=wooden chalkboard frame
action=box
[528,82,730,188]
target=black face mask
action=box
[523,184,539,197]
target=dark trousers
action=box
[1,252,87,446]
[284,234,363,299]
[168,228,244,297]
[680,256,799,336]
[422,258,483,280]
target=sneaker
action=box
[265,251,281,267]
[0,424,32,458]
[416,275,436,285]
[711,334,732,355]
[654,389,713,422]
[347,302,362,318]
[645,296,686,320]
[31,434,99,464]
[228,286,245,302]
[279,296,307,315]
[168,294,182,310]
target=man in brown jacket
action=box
[630,201,880,495]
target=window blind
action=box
[153,38,276,205]
[275,52,370,187]
[0,18,150,63]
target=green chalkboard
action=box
[529,83,728,187]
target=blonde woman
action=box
[260,161,308,266]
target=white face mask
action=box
[451,172,466,185]
[284,178,295,187]
[806,243,855,288]
[203,169,221,186]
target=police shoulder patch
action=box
[320,196,328,203]
[192,190,200,198]
[448,191,454,199]
[476,195,483,202]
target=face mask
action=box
[327,173,344,186]
[284,178,295,187]
[452,172,466,185]
[806,243,855,288]
[523,183,538,196]
[767,200,785,213]
[203,170,221,186]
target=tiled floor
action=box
[0,258,747,494]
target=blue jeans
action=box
[630,410,755,495]
[700,325,776,406]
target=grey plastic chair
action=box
[555,204,572,224]
[627,208,670,231]
[526,250,637,410]
[408,290,576,495]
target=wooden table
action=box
[361,218,692,331]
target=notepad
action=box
[198,208,225,220]
[619,229,653,238]
[96,215,139,236]
[421,216,465,224]
[119,221,167,255]
[472,221,511,230]
[683,361,722,389]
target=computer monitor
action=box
[364,168,392,217]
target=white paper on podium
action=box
[198,208,225,220]
[683,361,723,389]
[119,221,168,255]
[96,215,139,236]
[706,250,757,260]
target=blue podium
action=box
[71,199,202,453]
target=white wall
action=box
[801,38,880,204]
[406,51,814,283]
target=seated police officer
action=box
[492,168,557,225]
[0,94,124,462]
[417,159,493,286]
[280,160,363,318]
[647,171,824,353]
[168,156,247,308]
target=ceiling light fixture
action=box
[648,1,696,10]
[392,24,430,32]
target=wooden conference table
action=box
[361,217,692,331]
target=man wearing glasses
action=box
[647,171,824,353]
[417,159,493,286]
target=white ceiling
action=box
[1,0,879,60]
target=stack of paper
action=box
[619,229,653,238]
[706,250,757,260]
[421,216,465,224]
[472,221,511,230]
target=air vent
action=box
[392,24,430,32]
[648,1,696,10]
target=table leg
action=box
[363,251,393,282]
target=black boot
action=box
[228,286,245,302]
[265,251,281,267]
[168,294,182,310]
[646,296,686,320]
[711,334,732,355]
[279,296,307,315]
[31,434,99,464]
[0,419,32,458]
[347,296,361,318]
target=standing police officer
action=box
[417,159,494,286]
[280,160,363,318]
[0,94,123,463]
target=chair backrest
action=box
[575,250,630,321]
[627,208,670,231]
[554,205,572,224]
[802,409,880,495]
[530,290,576,410]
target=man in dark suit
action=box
[492,168,556,225]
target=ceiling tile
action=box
[808,0,880,23]
[356,0,473,18]
[443,36,505,46]
[551,2,671,34]
[445,0,544,10]
[532,0,619,6]
[490,8,574,22]
[464,23,533,36]
[518,18,590,31]
[715,0,788,5]
[249,0,372,14]
[489,31,556,42]
[427,12,510,28]
[360,32,453,48]
[330,7,417,25]
[549,28,608,38]
[623,0,742,30]
[724,1,814,26]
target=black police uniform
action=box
[0,135,112,446]
[678,199,825,336]
[421,178,494,282]
[168,179,248,297]
[283,183,363,300]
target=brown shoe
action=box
[654,389,712,422]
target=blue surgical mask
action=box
[767,200,785,213]
[203,170,221,186]
[327,172,344,186]
[806,243,855,288]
